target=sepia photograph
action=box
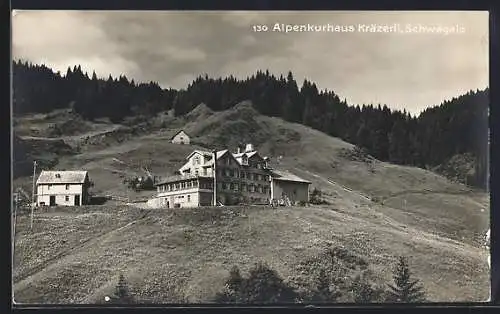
[11,10,490,304]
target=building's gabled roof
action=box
[202,149,232,167]
[271,170,311,184]
[184,149,229,162]
[185,150,213,160]
[232,151,258,159]
[216,149,229,159]
[171,130,189,140]
[232,151,260,165]
[36,170,88,185]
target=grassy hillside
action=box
[12,101,490,303]
[13,205,489,303]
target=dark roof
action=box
[171,130,189,140]
[185,150,213,160]
[271,170,311,184]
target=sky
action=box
[12,10,489,115]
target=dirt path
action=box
[294,168,488,248]
[294,168,373,201]
[382,189,474,201]
[302,207,486,261]
[298,167,481,203]
[19,124,123,142]
[13,209,152,290]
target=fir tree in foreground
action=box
[112,273,135,304]
[386,256,426,303]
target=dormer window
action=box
[242,155,248,165]
[55,173,61,178]
[194,156,201,165]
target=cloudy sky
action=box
[12,10,488,115]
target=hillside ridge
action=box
[13,61,489,189]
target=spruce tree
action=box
[113,273,135,304]
[386,256,426,303]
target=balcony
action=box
[155,173,213,186]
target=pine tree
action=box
[113,273,135,304]
[386,256,426,303]
[227,266,243,290]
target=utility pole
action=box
[30,160,37,231]
[12,193,18,258]
[212,150,217,206]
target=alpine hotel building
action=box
[150,143,311,208]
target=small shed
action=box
[171,130,190,145]
[270,170,311,205]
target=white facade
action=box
[154,183,213,208]
[36,170,90,207]
[150,145,310,208]
[179,151,214,177]
[157,187,201,208]
[37,183,85,206]
[171,130,190,145]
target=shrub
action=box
[288,246,383,303]
[124,176,156,191]
[215,266,244,303]
[385,256,426,303]
[305,268,342,303]
[349,270,386,303]
[310,188,328,205]
[215,263,298,304]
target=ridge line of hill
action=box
[13,61,489,189]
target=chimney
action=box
[237,147,241,154]
[245,143,254,152]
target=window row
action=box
[220,182,269,194]
[46,184,72,190]
[158,181,214,192]
[218,169,270,181]
[224,157,266,169]
[185,167,210,176]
